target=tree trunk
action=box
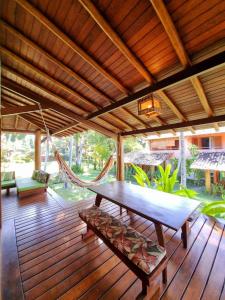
[75,134,84,166]
[68,136,73,167]
[179,132,186,187]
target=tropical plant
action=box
[201,194,225,219]
[132,163,197,199]
[154,164,178,193]
[132,164,151,187]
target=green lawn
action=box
[50,168,116,202]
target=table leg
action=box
[181,222,189,248]
[154,223,165,247]
[95,194,102,207]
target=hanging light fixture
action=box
[138,93,161,118]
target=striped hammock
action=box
[54,150,114,188]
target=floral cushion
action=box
[79,205,166,275]
[32,170,49,184]
[1,171,15,182]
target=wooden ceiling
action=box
[0,0,225,138]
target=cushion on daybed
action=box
[32,170,49,184]
[1,171,15,182]
[79,205,166,275]
[1,179,16,188]
[16,178,46,192]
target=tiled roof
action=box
[124,151,172,166]
[191,152,225,171]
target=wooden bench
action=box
[79,205,168,299]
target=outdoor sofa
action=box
[16,170,50,198]
[1,171,16,195]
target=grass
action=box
[50,167,116,202]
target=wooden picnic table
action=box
[88,181,200,248]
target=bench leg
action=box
[136,280,160,299]
[6,188,10,196]
[81,226,95,240]
[162,268,167,284]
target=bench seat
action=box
[79,205,168,298]
[80,205,166,275]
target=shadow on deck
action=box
[1,188,225,300]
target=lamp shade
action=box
[138,94,161,118]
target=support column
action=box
[35,129,41,170]
[213,171,219,184]
[205,170,211,192]
[116,134,124,181]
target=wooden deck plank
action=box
[1,219,24,300]
[182,222,224,300]
[1,190,225,300]
[201,226,225,300]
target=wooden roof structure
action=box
[124,151,172,166]
[1,0,225,138]
[191,151,225,172]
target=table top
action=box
[88,181,200,230]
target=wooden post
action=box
[205,170,211,192]
[116,134,124,181]
[35,129,41,170]
[213,171,219,184]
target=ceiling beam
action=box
[15,0,128,95]
[156,90,186,122]
[79,0,153,83]
[1,104,48,116]
[87,50,225,119]
[77,1,183,126]
[2,64,145,133]
[0,20,114,103]
[0,20,163,131]
[150,0,213,117]
[0,47,98,111]
[1,80,117,139]
[121,115,225,136]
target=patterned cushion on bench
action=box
[79,205,166,275]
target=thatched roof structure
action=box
[124,151,171,166]
[191,152,225,171]
[1,0,225,138]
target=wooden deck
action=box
[1,188,225,300]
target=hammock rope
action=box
[38,104,114,187]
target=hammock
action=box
[54,150,114,188]
[38,103,115,188]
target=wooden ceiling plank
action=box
[0,48,99,110]
[15,0,128,95]
[1,21,180,133]
[150,0,214,117]
[87,50,225,119]
[157,90,186,122]
[3,63,145,134]
[77,1,181,128]
[79,0,153,83]
[3,62,133,133]
[1,104,48,116]
[2,80,117,139]
[1,20,114,104]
